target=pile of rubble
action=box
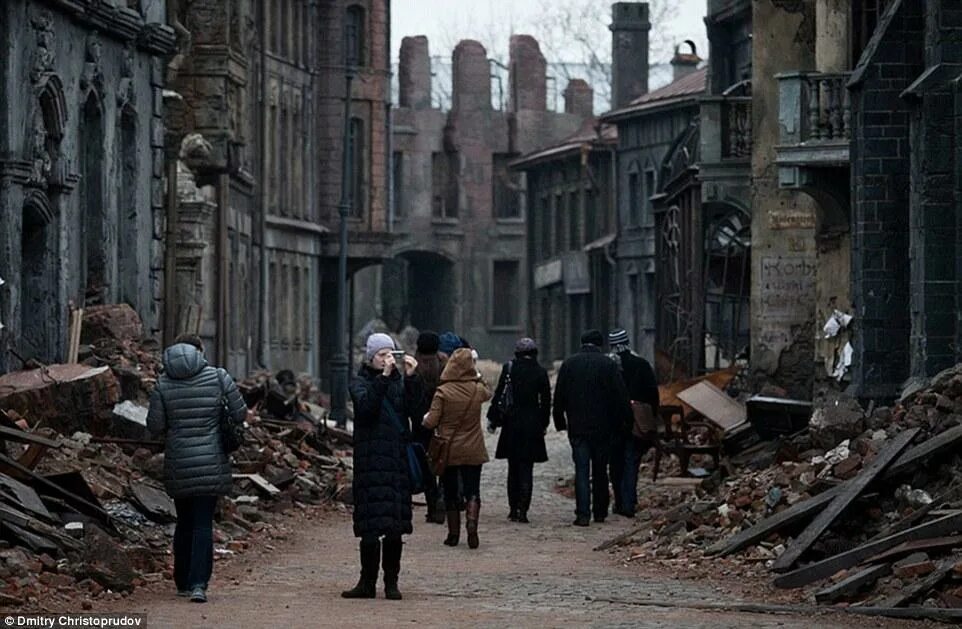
[605,365,962,621]
[0,306,352,610]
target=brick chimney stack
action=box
[563,79,594,118]
[671,40,701,83]
[610,2,651,109]
[399,36,432,110]
[509,35,547,111]
[452,40,491,112]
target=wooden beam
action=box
[771,428,918,572]
[814,564,890,603]
[864,535,962,564]
[709,426,962,558]
[0,453,111,526]
[593,522,652,552]
[0,425,61,448]
[885,423,962,477]
[874,558,954,608]
[707,487,841,556]
[773,511,962,589]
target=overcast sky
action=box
[391,0,710,65]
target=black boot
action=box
[518,478,532,524]
[430,496,447,524]
[381,538,403,600]
[444,510,460,546]
[341,540,379,599]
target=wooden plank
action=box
[0,425,61,448]
[67,307,83,364]
[0,453,111,526]
[874,558,954,608]
[773,511,962,589]
[676,380,746,432]
[0,473,53,521]
[865,535,962,565]
[593,521,652,552]
[814,564,890,604]
[885,423,962,477]
[710,426,962,557]
[864,501,938,544]
[707,487,841,556]
[772,428,918,572]
[232,473,280,496]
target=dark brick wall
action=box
[848,0,923,398]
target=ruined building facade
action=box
[0,1,175,374]
[757,0,962,401]
[359,34,587,360]
[166,0,392,382]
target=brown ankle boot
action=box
[465,498,480,549]
[443,510,460,546]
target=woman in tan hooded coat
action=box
[423,347,491,548]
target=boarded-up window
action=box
[492,261,521,327]
[493,153,520,218]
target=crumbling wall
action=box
[0,2,172,373]
[749,0,818,395]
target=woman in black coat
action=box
[486,337,551,523]
[343,333,421,601]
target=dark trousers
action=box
[506,459,534,513]
[173,495,218,591]
[610,436,648,514]
[442,464,482,506]
[569,434,610,519]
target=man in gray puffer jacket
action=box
[147,335,247,603]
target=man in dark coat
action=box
[552,329,632,526]
[487,337,551,523]
[607,328,661,517]
[147,334,248,603]
[344,333,422,600]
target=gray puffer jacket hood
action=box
[163,343,208,379]
[147,344,247,498]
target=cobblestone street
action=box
[96,428,932,628]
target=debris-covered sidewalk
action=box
[0,305,354,611]
[594,366,962,623]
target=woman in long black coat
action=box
[487,337,551,523]
[343,333,421,601]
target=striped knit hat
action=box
[608,328,630,347]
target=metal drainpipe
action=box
[258,1,270,370]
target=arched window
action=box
[345,5,365,66]
[117,107,139,307]
[80,93,107,304]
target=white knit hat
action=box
[365,333,396,361]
